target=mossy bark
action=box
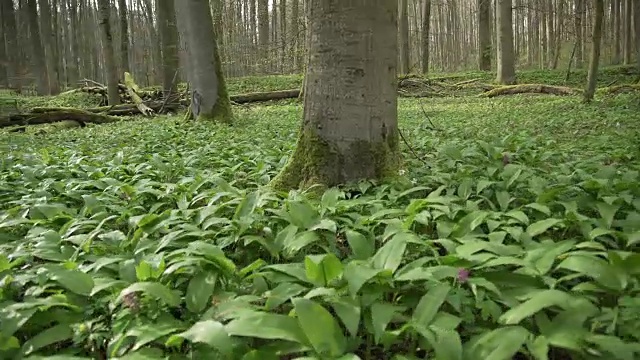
[195,36,233,124]
[271,128,401,191]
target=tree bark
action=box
[97,0,121,105]
[271,0,401,190]
[399,0,410,74]
[496,0,516,84]
[635,0,640,75]
[175,0,233,123]
[38,0,60,94]
[157,0,179,95]
[583,0,603,103]
[622,0,632,64]
[117,0,130,72]
[257,0,269,71]
[612,0,621,64]
[421,0,431,74]
[477,0,491,71]
[574,0,584,68]
[0,0,21,91]
[26,0,49,95]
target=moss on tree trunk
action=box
[271,128,401,191]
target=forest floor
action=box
[0,66,639,359]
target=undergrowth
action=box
[0,67,640,360]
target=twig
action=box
[420,104,440,131]
[79,78,105,88]
[159,70,180,114]
[397,127,428,166]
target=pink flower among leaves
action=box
[457,268,470,283]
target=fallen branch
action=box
[480,84,582,98]
[124,72,154,116]
[599,84,640,95]
[230,89,301,104]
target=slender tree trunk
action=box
[38,0,60,94]
[175,0,232,123]
[584,0,603,103]
[117,0,130,72]
[496,0,516,84]
[1,0,22,91]
[399,0,410,74]
[421,0,431,74]
[157,0,179,95]
[257,0,269,72]
[97,0,121,105]
[477,0,492,70]
[291,0,300,71]
[622,0,632,64]
[612,0,621,64]
[271,0,401,191]
[575,0,584,68]
[635,0,640,74]
[26,0,48,95]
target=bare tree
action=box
[175,0,232,123]
[26,0,49,95]
[97,0,121,105]
[421,0,431,74]
[584,0,604,103]
[157,0,179,95]
[478,0,492,71]
[496,0,516,84]
[399,0,410,74]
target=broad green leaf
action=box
[430,326,463,360]
[556,254,626,291]
[22,324,73,355]
[343,262,384,295]
[526,218,561,237]
[234,191,260,220]
[412,283,451,327]
[304,254,343,287]
[293,298,346,357]
[596,202,620,229]
[370,302,401,343]
[371,232,408,273]
[171,320,233,355]
[186,271,217,313]
[345,230,374,260]
[265,282,308,310]
[499,289,597,325]
[188,241,236,273]
[470,326,530,360]
[225,312,308,345]
[48,267,94,296]
[527,336,550,360]
[125,322,182,352]
[116,282,181,307]
[450,211,488,238]
[330,298,361,337]
[285,231,321,255]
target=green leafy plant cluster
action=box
[1,80,639,360]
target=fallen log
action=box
[1,109,121,128]
[230,89,301,104]
[480,84,582,98]
[599,84,640,95]
[30,101,180,116]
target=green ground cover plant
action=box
[0,68,639,359]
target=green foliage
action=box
[1,69,640,359]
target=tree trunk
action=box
[0,0,21,90]
[117,0,130,72]
[622,0,632,64]
[634,0,640,73]
[399,0,410,74]
[271,0,401,191]
[26,0,49,95]
[258,0,269,72]
[496,0,516,84]
[38,0,60,94]
[421,0,431,74]
[546,0,555,68]
[175,0,233,123]
[157,0,179,95]
[575,0,584,68]
[477,0,492,70]
[583,0,603,103]
[612,0,621,64]
[97,0,121,105]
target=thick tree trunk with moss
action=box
[271,0,401,191]
[175,0,232,123]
